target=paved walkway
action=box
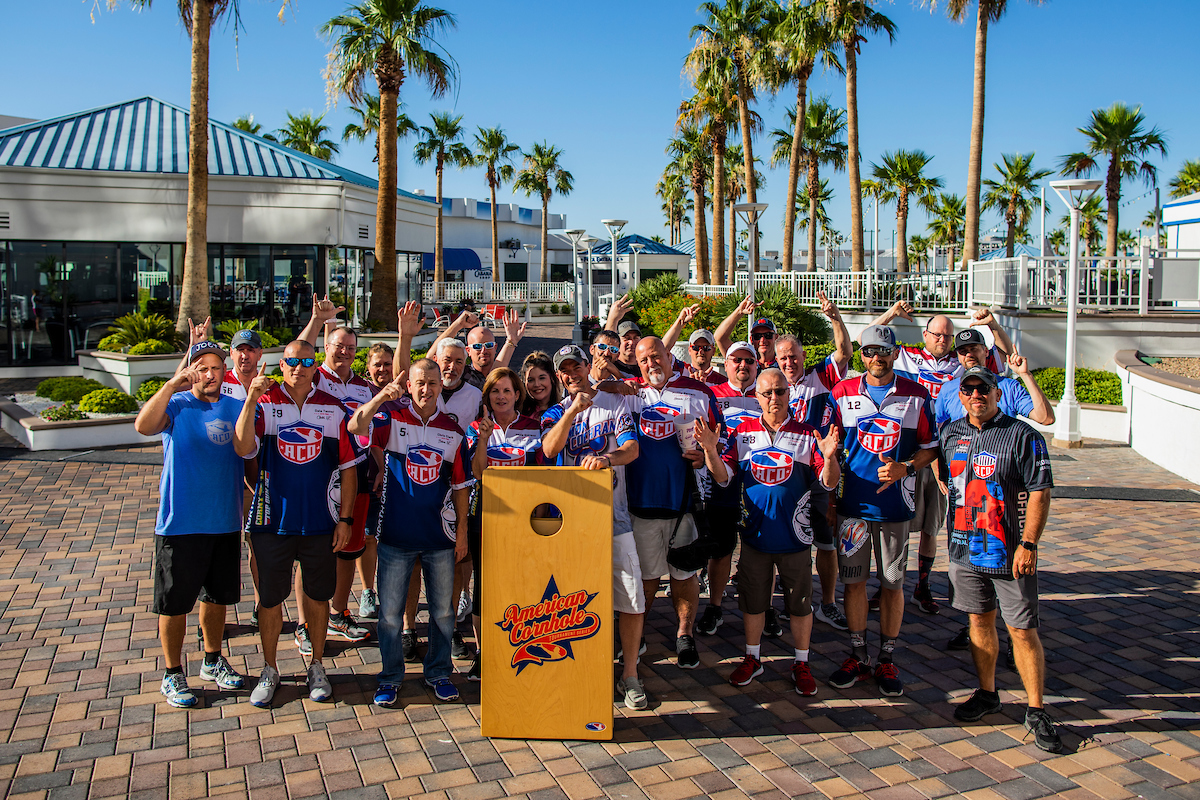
[2,433,1200,798]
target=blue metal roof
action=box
[979,243,1041,260]
[0,96,434,203]
[589,234,686,256]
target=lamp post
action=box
[565,228,586,343]
[1049,178,1103,449]
[733,203,768,332]
[583,235,599,320]
[522,243,537,324]
[630,242,645,290]
[601,219,627,307]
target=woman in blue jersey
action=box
[520,351,561,419]
[464,367,544,682]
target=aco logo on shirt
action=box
[917,369,952,398]
[972,451,998,480]
[486,444,526,468]
[750,448,794,485]
[638,403,681,441]
[205,419,234,446]
[857,415,902,454]
[406,444,444,485]
[277,424,322,464]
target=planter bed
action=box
[0,400,157,451]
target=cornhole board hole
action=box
[481,467,614,740]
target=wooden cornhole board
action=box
[480,467,614,740]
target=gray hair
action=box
[775,334,803,350]
[435,337,467,358]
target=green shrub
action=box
[562,303,572,315]
[710,285,832,345]
[97,335,124,353]
[40,403,87,421]
[628,273,684,321]
[638,294,725,339]
[265,326,292,344]
[361,318,388,334]
[128,339,175,356]
[35,377,108,403]
[1032,367,1122,406]
[537,306,547,315]
[214,320,280,348]
[550,303,561,314]
[135,377,171,402]
[105,312,183,350]
[78,388,139,414]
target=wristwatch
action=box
[1019,541,1037,551]
[339,517,354,525]
[904,462,916,477]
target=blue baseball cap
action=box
[751,317,776,333]
[231,329,263,349]
[187,341,228,364]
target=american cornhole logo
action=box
[497,577,601,674]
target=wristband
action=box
[1019,541,1037,552]
[905,462,916,477]
[339,517,354,525]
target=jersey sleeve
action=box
[1002,380,1035,419]
[809,437,834,491]
[916,395,938,449]
[337,413,365,471]
[451,434,475,491]
[540,404,564,433]
[252,400,265,449]
[1019,427,1054,492]
[465,420,480,454]
[987,346,1004,374]
[816,354,845,389]
[162,392,185,431]
[719,428,739,485]
[613,401,637,447]
[370,409,392,449]
[935,388,953,428]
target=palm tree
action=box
[1058,196,1106,258]
[342,94,417,162]
[868,150,944,273]
[323,0,458,329]
[232,114,278,141]
[926,192,966,266]
[771,1,840,272]
[1168,159,1200,199]
[414,112,473,288]
[473,126,520,282]
[657,165,692,246]
[1060,103,1168,264]
[514,142,574,282]
[908,233,932,271]
[772,96,847,272]
[795,177,833,267]
[666,126,712,284]
[981,152,1051,258]
[822,0,896,273]
[1046,228,1066,256]
[276,111,340,161]
[688,0,775,275]
[1116,229,1138,256]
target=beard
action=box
[647,367,666,386]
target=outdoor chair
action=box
[483,303,506,329]
[431,307,451,329]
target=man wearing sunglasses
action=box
[589,330,629,384]
[234,340,364,707]
[829,325,938,697]
[937,367,1060,753]
[715,297,779,370]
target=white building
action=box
[1163,192,1200,250]
[429,197,569,283]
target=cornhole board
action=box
[481,467,614,740]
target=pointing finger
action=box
[259,362,268,375]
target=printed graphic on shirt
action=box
[277,423,323,464]
[205,418,234,446]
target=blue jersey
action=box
[721,416,830,554]
[935,375,1034,428]
[624,375,722,518]
[832,375,937,522]
[465,414,543,520]
[155,392,252,536]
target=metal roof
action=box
[0,96,433,203]
[589,234,686,256]
[978,243,1041,260]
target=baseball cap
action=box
[953,328,987,350]
[617,320,641,338]
[231,329,263,349]
[553,344,589,371]
[726,340,756,360]
[750,317,776,333]
[688,329,715,347]
[860,325,896,350]
[960,365,999,390]
[187,341,227,364]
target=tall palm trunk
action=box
[1005,198,1016,259]
[896,189,910,273]
[489,173,500,282]
[539,192,549,282]
[844,40,865,273]
[736,68,758,275]
[371,83,399,325]
[692,172,710,285]
[807,159,820,273]
[1105,161,1120,261]
[962,7,988,270]
[711,132,726,287]
[783,75,810,273]
[178,0,213,333]
[729,201,737,284]
[434,153,445,288]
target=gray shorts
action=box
[632,514,698,581]
[836,516,910,590]
[949,562,1039,629]
[737,544,812,618]
[910,466,948,538]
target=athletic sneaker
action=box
[467,655,481,682]
[874,661,904,697]
[829,656,871,689]
[249,665,279,708]
[307,662,333,702]
[616,639,647,662]
[160,672,199,709]
[373,681,399,707]
[946,625,970,651]
[763,608,783,638]
[911,587,941,615]
[868,589,881,611]
[954,689,1002,722]
[294,623,313,655]
[620,676,648,710]
[697,570,709,598]
[402,631,420,663]
[195,624,205,652]
[676,636,699,669]
[199,655,245,690]
[358,589,378,620]
[1005,638,1017,671]
[814,603,848,631]
[729,654,764,687]
[1024,707,1063,753]
[696,605,724,635]
[250,606,258,628]
[327,610,371,642]
[425,676,459,702]
[456,590,472,623]
[451,631,472,660]
[792,662,817,696]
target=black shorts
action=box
[468,514,482,611]
[707,505,741,559]
[152,532,242,617]
[251,532,338,608]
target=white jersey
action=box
[438,380,484,430]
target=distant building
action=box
[1163,192,1200,250]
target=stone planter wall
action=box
[0,401,158,451]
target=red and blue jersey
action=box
[709,380,760,509]
[465,414,543,519]
[832,375,937,522]
[721,417,830,554]
[788,355,844,435]
[316,365,378,495]
[624,376,722,518]
[220,370,250,402]
[370,406,474,550]
[893,344,1003,400]
[247,384,364,536]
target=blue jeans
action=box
[377,543,455,683]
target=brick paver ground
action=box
[2,427,1199,798]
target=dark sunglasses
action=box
[690,343,713,352]
[757,388,788,398]
[861,346,894,358]
[282,357,316,368]
[751,332,775,341]
[959,382,991,396]
[729,356,756,365]
[468,342,496,351]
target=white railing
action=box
[421,281,575,304]
[137,271,170,289]
[685,270,971,312]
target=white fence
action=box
[683,269,971,313]
[421,281,575,304]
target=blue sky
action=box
[3,0,1196,253]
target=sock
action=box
[879,636,898,664]
[403,628,415,635]
[850,631,868,662]
[747,644,761,659]
[203,651,220,666]
[918,555,934,592]
[165,665,184,676]
[795,649,809,663]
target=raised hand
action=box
[313,293,346,323]
[477,412,496,439]
[678,303,700,325]
[876,454,907,493]
[817,291,841,321]
[247,362,273,401]
[569,391,594,416]
[398,301,424,336]
[187,316,211,347]
[816,424,840,461]
[1007,351,1030,376]
[456,310,480,329]
[970,307,996,328]
[891,300,914,321]
[379,373,406,402]
[612,294,633,318]
[735,297,760,316]
[693,416,720,453]
[502,307,525,343]
[171,363,204,392]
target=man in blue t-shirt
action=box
[135,341,257,709]
[935,328,1055,429]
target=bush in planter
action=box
[214,320,280,348]
[35,377,108,402]
[79,388,139,414]
[1032,367,1122,406]
[128,339,175,356]
[97,335,124,353]
[104,312,184,351]
[135,377,171,402]
[550,303,560,314]
[40,403,88,422]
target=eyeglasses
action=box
[690,343,713,352]
[593,343,620,354]
[924,331,953,340]
[468,342,496,351]
[282,357,316,368]
[861,346,894,358]
[757,388,788,398]
[959,383,990,396]
[329,343,357,353]
[751,332,775,341]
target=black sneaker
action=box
[954,689,1002,722]
[676,636,699,669]
[402,631,420,663]
[868,589,881,612]
[946,625,970,651]
[451,631,472,660]
[294,622,313,656]
[466,655,481,682]
[828,656,871,689]
[250,606,258,628]
[1004,638,1017,671]
[763,608,783,638]
[696,606,723,636]
[1024,707,1063,753]
[874,661,904,697]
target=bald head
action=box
[635,336,671,388]
[923,314,955,358]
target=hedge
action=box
[78,388,139,414]
[1032,367,1122,406]
[35,377,108,403]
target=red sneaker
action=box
[729,654,764,687]
[792,661,817,696]
[828,656,871,689]
[911,587,941,615]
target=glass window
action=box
[64,243,122,355]
[123,243,173,316]
[505,262,528,283]
[8,242,64,362]
[223,245,271,322]
[272,245,316,328]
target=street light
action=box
[1049,178,1103,449]
[583,235,600,320]
[522,243,538,324]
[734,203,768,333]
[601,219,627,305]
[564,228,587,343]
[630,242,646,290]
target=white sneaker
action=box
[620,676,648,710]
[307,662,333,702]
[456,590,472,623]
[250,665,279,708]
